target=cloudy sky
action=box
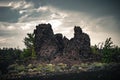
[0,0,120,49]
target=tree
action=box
[22,33,36,59]
[104,37,113,49]
[24,33,35,49]
[91,37,120,63]
[102,37,114,63]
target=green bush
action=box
[28,69,34,72]
[8,63,18,70]
[71,64,80,71]
[8,64,26,74]
[36,64,43,72]
[57,63,67,70]
[44,64,55,72]
[15,65,25,72]
[102,38,113,63]
[80,63,89,68]
[27,64,33,69]
[91,45,99,54]
[54,63,67,72]
[19,71,26,75]
[91,62,106,67]
[20,49,31,59]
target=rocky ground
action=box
[1,62,120,80]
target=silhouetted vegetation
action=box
[22,33,36,59]
[0,48,22,74]
[91,37,120,63]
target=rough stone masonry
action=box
[34,23,91,62]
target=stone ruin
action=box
[34,23,91,62]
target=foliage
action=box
[43,64,55,72]
[24,33,35,49]
[0,48,22,74]
[27,64,33,69]
[31,46,36,59]
[91,45,99,54]
[15,65,25,72]
[57,63,67,69]
[91,62,106,67]
[80,63,89,68]
[19,71,26,75]
[20,49,31,59]
[111,46,120,62]
[91,37,120,63]
[22,32,36,59]
[0,48,22,60]
[102,37,114,63]
[8,63,25,74]
[36,64,43,72]
[7,62,120,78]
[71,64,82,71]
[55,63,67,72]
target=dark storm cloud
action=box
[1,0,120,22]
[0,7,20,22]
[37,0,120,34]
[49,0,120,17]
[46,0,120,33]
[24,0,120,19]
[0,0,119,23]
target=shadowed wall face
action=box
[34,24,58,61]
[34,24,91,62]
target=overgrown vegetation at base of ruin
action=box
[1,62,120,79]
[91,37,120,63]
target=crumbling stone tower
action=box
[34,23,91,61]
[34,24,58,61]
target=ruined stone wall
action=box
[63,26,91,60]
[34,24,91,62]
[34,24,58,61]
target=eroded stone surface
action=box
[34,24,58,61]
[34,24,91,62]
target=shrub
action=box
[91,37,120,63]
[44,64,55,72]
[71,64,80,71]
[54,63,67,72]
[19,71,26,75]
[8,63,18,70]
[102,38,113,63]
[28,69,34,72]
[27,64,33,69]
[15,65,25,72]
[80,63,89,68]
[57,63,67,70]
[8,64,26,74]
[92,62,106,67]
[36,64,43,72]
[91,45,99,54]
